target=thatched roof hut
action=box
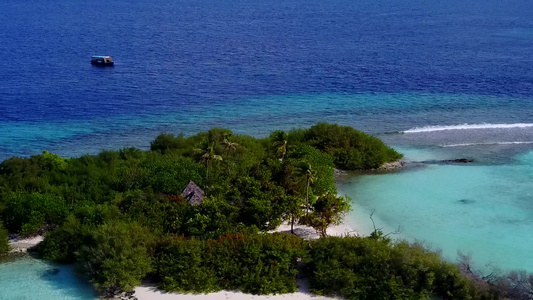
[181,181,205,205]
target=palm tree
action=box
[271,130,288,161]
[294,161,315,215]
[194,142,222,185]
[222,134,239,156]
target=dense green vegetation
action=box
[0,123,396,239]
[155,233,306,294]
[4,123,528,299]
[307,235,533,300]
[0,221,10,257]
[0,123,375,294]
[77,221,155,293]
[308,236,485,300]
[289,123,403,170]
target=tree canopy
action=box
[3,124,519,299]
[0,124,525,299]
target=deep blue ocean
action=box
[1,0,532,298]
[1,0,533,159]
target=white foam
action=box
[403,123,533,133]
[441,141,533,148]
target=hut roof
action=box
[181,181,205,205]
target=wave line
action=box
[441,141,533,148]
[403,123,533,133]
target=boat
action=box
[90,56,114,66]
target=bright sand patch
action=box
[272,222,358,240]
[9,235,44,253]
[135,283,340,300]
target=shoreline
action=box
[377,160,406,171]
[135,284,340,300]
[334,160,407,179]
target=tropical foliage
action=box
[154,233,307,294]
[0,221,10,257]
[292,123,403,170]
[307,236,492,300]
[0,124,527,299]
[0,123,401,296]
[77,221,155,293]
[300,193,351,237]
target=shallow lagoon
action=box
[0,257,97,300]
[339,147,533,272]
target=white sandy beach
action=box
[135,221,357,300]
[135,282,340,300]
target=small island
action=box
[0,123,527,300]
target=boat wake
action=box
[441,141,533,148]
[402,123,533,133]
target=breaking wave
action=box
[441,141,533,147]
[403,123,533,133]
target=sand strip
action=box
[135,285,340,300]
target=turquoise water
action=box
[338,147,533,272]
[2,92,532,161]
[0,257,97,300]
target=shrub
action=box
[154,233,307,295]
[299,123,402,170]
[181,196,241,239]
[209,233,307,294]
[150,133,188,154]
[118,191,193,236]
[0,156,47,193]
[0,221,10,256]
[307,236,476,300]
[145,157,204,195]
[154,237,220,293]
[77,221,155,294]
[299,193,351,237]
[228,176,285,231]
[37,215,92,263]
[70,203,122,227]
[35,151,68,171]
[2,192,68,235]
